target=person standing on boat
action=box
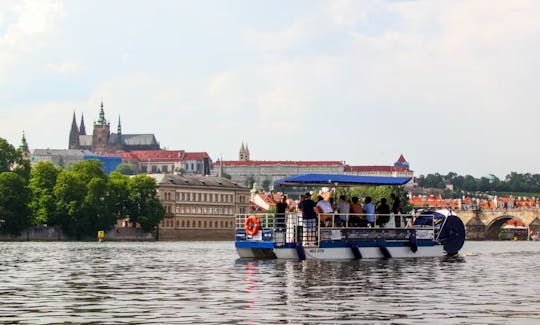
[298,192,317,244]
[391,193,402,227]
[375,198,391,227]
[275,195,289,229]
[363,196,376,227]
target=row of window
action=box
[163,192,235,203]
[160,219,234,229]
[174,205,235,215]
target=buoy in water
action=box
[97,230,105,242]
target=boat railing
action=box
[235,212,439,247]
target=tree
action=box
[261,179,271,191]
[28,161,61,225]
[107,172,131,220]
[0,172,32,235]
[115,163,136,175]
[127,175,164,232]
[52,170,87,237]
[0,137,30,180]
[244,175,255,189]
[70,159,106,183]
[82,177,117,234]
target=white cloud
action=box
[46,60,83,74]
[0,0,65,81]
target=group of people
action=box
[296,192,403,228]
[273,192,403,245]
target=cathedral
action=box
[68,102,160,153]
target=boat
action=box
[498,220,528,240]
[235,174,466,260]
[531,231,540,241]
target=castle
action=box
[68,102,160,153]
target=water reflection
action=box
[0,241,539,324]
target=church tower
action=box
[19,131,30,160]
[68,111,80,149]
[239,142,250,161]
[92,101,111,153]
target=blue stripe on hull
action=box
[235,241,275,249]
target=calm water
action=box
[0,241,539,324]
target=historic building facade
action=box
[151,174,250,240]
[68,102,160,153]
[344,154,414,179]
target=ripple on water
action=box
[0,241,539,324]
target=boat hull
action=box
[274,245,444,260]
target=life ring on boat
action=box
[245,215,260,236]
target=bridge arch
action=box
[485,214,524,240]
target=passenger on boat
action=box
[375,198,391,227]
[336,195,350,226]
[275,195,288,229]
[349,196,363,226]
[316,195,334,227]
[298,193,317,244]
[363,196,376,227]
[391,193,403,227]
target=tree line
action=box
[417,172,540,196]
[0,138,164,238]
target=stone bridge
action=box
[456,208,540,240]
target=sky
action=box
[1,0,539,178]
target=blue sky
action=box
[1,0,539,178]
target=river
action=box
[0,241,538,324]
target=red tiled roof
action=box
[345,165,411,172]
[129,150,185,160]
[214,160,344,167]
[397,154,407,163]
[184,152,210,160]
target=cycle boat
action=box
[235,174,466,260]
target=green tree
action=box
[0,172,32,235]
[127,175,164,232]
[261,179,271,191]
[82,177,117,235]
[28,161,61,225]
[244,175,255,189]
[53,170,87,237]
[107,172,131,220]
[70,159,106,183]
[115,163,136,175]
[0,137,30,180]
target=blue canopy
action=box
[274,174,411,186]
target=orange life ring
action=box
[245,215,260,236]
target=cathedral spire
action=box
[79,113,86,135]
[117,115,122,134]
[69,111,80,149]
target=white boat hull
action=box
[274,245,445,260]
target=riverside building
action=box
[150,174,250,240]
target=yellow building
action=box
[149,174,250,240]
